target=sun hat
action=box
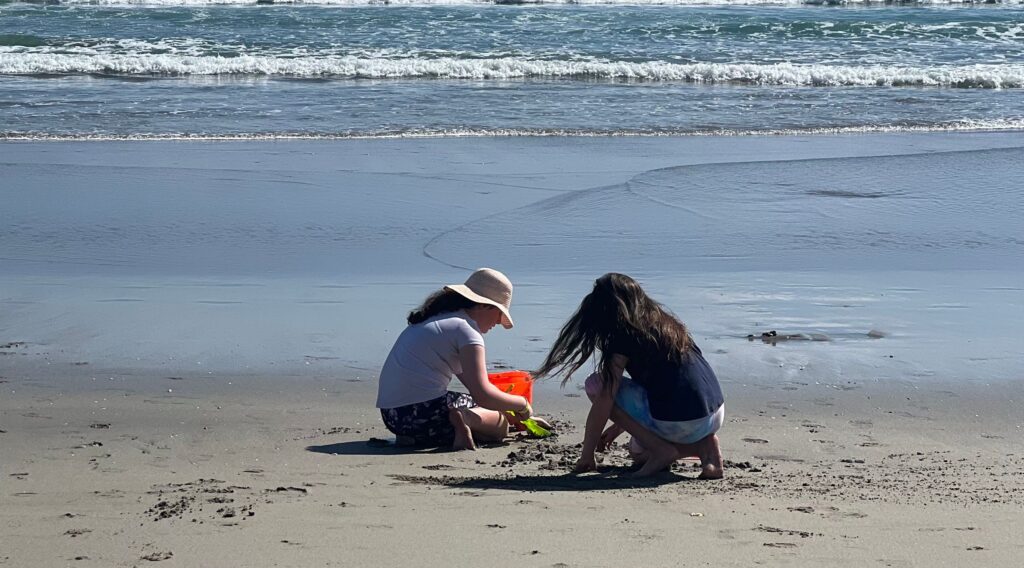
[444,268,514,329]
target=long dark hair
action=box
[533,273,692,388]
[407,289,481,325]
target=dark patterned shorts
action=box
[379,391,477,446]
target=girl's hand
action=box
[597,424,625,452]
[573,454,597,474]
[510,399,532,422]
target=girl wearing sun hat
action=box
[376,268,533,450]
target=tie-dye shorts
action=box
[379,391,476,446]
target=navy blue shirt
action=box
[609,335,724,422]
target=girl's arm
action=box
[456,344,531,415]
[575,354,628,473]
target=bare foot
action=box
[627,437,645,459]
[627,438,651,469]
[449,408,476,451]
[630,445,678,478]
[629,452,650,470]
[697,434,724,480]
[698,464,723,480]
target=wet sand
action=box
[3,133,1023,566]
[3,134,1023,383]
[2,363,1023,567]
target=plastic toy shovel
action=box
[507,412,553,438]
[522,417,553,438]
[499,381,553,437]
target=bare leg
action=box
[586,373,717,478]
[608,406,679,477]
[459,407,509,443]
[449,408,476,451]
[610,411,724,478]
[666,434,723,479]
[694,434,724,479]
[588,369,674,475]
[627,436,650,467]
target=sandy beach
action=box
[3,134,1023,566]
[2,362,1023,567]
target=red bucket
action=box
[487,370,533,404]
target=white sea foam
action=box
[32,0,1024,5]
[2,53,1023,88]
[4,119,1024,140]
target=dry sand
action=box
[3,362,1023,567]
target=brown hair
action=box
[533,273,692,389]
[407,289,482,325]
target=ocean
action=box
[1,2,1022,386]
[1,1,1023,138]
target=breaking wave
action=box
[4,119,1024,140]
[2,53,1023,88]
[9,0,1023,6]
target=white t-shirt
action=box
[375,310,485,409]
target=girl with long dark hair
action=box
[535,273,725,478]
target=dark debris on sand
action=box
[496,441,577,471]
[144,478,303,524]
[140,551,173,562]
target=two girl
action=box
[378,269,724,479]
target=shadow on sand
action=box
[389,470,690,492]
[305,439,452,456]
[308,439,693,491]
[308,435,524,456]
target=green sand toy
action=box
[509,413,553,438]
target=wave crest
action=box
[2,53,1022,88]
[13,0,1024,5]
[4,120,1024,140]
